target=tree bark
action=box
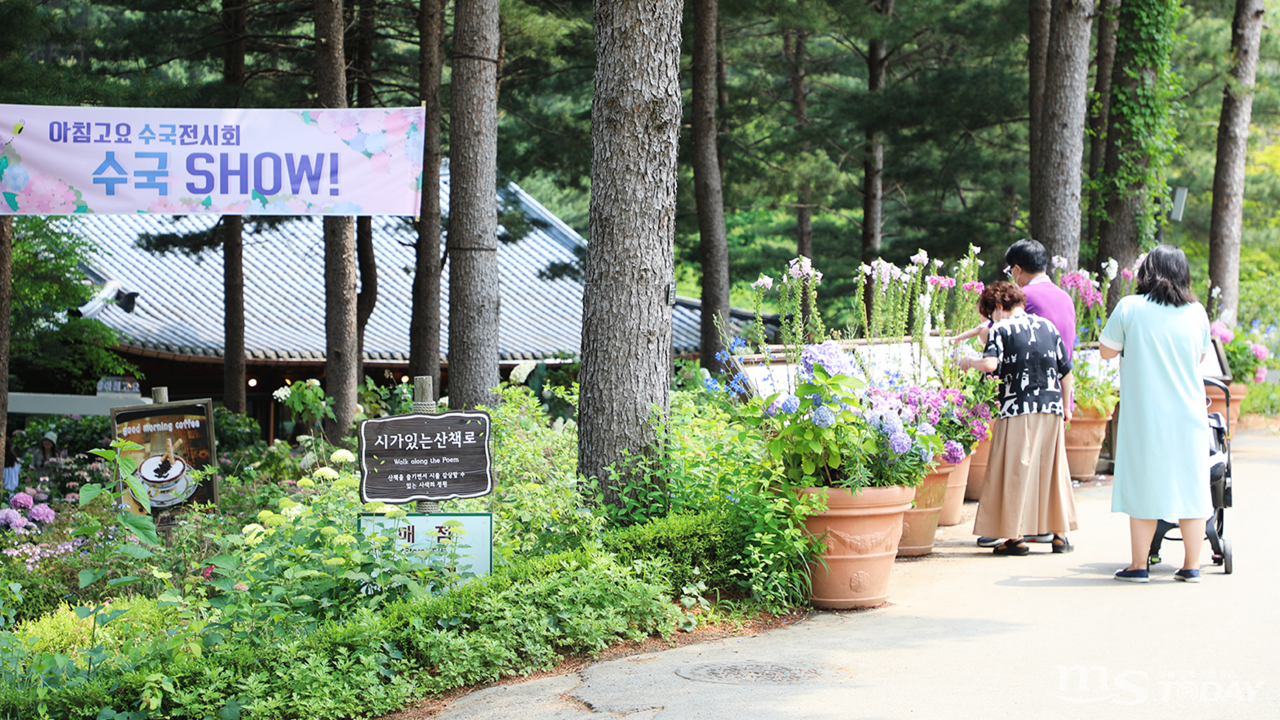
[1085,0,1120,261]
[862,26,889,265]
[409,0,447,397]
[355,1,378,383]
[316,0,359,440]
[447,0,501,410]
[1028,0,1051,239]
[356,216,377,382]
[579,0,681,501]
[221,0,247,414]
[0,217,11,463]
[222,217,247,413]
[693,0,728,373]
[784,29,812,259]
[1031,0,1094,269]
[1097,0,1158,306]
[1208,0,1266,325]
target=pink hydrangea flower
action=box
[1251,343,1269,361]
[9,493,33,511]
[28,504,56,524]
[1255,366,1268,384]
[1210,321,1234,344]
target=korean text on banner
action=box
[0,105,425,216]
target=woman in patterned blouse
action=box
[958,281,1078,555]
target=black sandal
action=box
[993,539,1030,556]
[1052,535,1073,554]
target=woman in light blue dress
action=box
[1100,245,1211,583]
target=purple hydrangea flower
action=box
[9,493,33,511]
[28,504,56,524]
[916,422,936,436]
[888,431,912,455]
[800,340,854,379]
[942,440,966,465]
[0,509,27,530]
[811,406,836,428]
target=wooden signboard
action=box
[111,398,219,514]
[357,411,494,504]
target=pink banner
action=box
[0,105,424,216]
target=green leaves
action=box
[118,511,160,547]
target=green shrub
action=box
[384,549,677,692]
[600,510,747,594]
[213,407,266,455]
[1242,380,1280,416]
[17,415,113,458]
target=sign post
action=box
[110,392,218,515]
[356,376,495,577]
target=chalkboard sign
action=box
[357,411,493,504]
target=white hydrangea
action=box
[272,386,291,402]
[509,360,538,385]
[313,467,340,481]
[330,448,356,464]
[307,378,321,387]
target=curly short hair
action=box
[978,280,1026,317]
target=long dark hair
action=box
[1136,244,1195,307]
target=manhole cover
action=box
[675,661,848,685]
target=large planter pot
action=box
[938,452,973,527]
[965,437,992,501]
[1206,382,1247,429]
[1065,405,1114,479]
[801,485,916,610]
[897,464,954,557]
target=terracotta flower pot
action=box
[801,485,915,610]
[897,463,954,557]
[1064,404,1113,479]
[938,451,973,527]
[1206,382,1247,429]
[965,437,992,501]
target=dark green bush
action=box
[600,510,747,594]
[213,406,267,455]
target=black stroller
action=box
[1147,377,1234,574]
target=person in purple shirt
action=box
[1005,239,1077,361]
[958,239,1079,549]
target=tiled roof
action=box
[76,174,733,364]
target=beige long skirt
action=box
[973,412,1078,538]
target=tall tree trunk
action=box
[448,0,501,410]
[221,0,247,414]
[579,0,681,501]
[1028,0,1051,239]
[1031,0,1094,269]
[1085,0,1120,263]
[784,29,812,259]
[863,28,889,265]
[1097,0,1177,306]
[1208,0,1266,325]
[356,216,377,383]
[316,0,359,440]
[223,218,246,413]
[693,0,728,373]
[355,0,378,383]
[0,217,11,463]
[409,0,447,397]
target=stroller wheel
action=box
[1223,538,1233,575]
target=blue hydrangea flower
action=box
[811,406,836,428]
[779,395,801,414]
[800,340,855,379]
